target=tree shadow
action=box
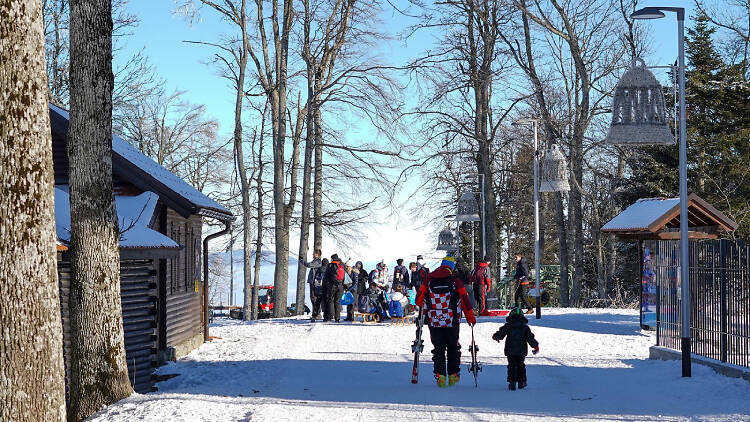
[150,357,750,419]
[477,312,648,336]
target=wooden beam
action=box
[655,231,718,240]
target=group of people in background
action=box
[301,251,432,323]
[302,248,540,388]
[301,249,501,323]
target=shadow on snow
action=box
[148,356,749,419]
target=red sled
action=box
[485,309,510,317]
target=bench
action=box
[353,312,379,323]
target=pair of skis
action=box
[411,306,425,384]
[467,325,482,387]
[411,307,481,387]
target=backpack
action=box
[357,294,371,313]
[334,261,345,282]
[470,266,486,286]
[343,271,353,289]
[388,300,404,317]
[424,274,459,328]
[313,270,324,289]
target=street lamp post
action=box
[513,118,542,320]
[631,6,690,377]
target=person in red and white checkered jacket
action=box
[415,254,476,387]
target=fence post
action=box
[720,239,727,363]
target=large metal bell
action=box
[539,144,570,192]
[455,191,481,222]
[436,228,456,251]
[605,58,675,145]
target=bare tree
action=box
[67,0,133,419]
[0,1,67,419]
[43,0,155,108]
[403,0,523,282]
[512,0,630,305]
[114,89,230,196]
[696,0,750,68]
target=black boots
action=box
[518,381,527,389]
[508,382,516,391]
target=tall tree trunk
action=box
[296,62,315,316]
[569,133,584,306]
[476,90,498,282]
[252,128,265,321]
[606,155,626,298]
[312,73,323,251]
[231,4,252,321]
[67,0,133,419]
[239,150,254,322]
[555,192,570,306]
[538,191,546,262]
[0,1,67,419]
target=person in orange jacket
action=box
[415,253,476,387]
[471,256,492,316]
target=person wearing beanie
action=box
[471,256,492,316]
[492,307,539,390]
[324,254,345,322]
[415,253,476,387]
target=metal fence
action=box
[651,239,750,368]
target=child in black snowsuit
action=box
[492,307,539,390]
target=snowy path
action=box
[89,309,750,421]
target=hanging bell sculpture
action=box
[539,144,570,192]
[455,191,481,222]
[436,227,456,251]
[605,58,675,145]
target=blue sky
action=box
[116,0,697,264]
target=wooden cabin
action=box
[49,104,233,393]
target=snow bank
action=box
[88,309,750,421]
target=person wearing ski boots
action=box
[471,257,492,316]
[513,253,534,314]
[492,306,539,390]
[415,253,476,388]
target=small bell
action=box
[436,227,456,251]
[455,191,481,222]
[539,144,570,192]
[605,58,675,145]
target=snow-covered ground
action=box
[88,309,750,421]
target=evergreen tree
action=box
[621,13,750,237]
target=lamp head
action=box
[631,7,666,20]
[512,118,537,127]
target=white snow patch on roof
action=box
[49,103,229,215]
[112,136,229,213]
[601,197,679,231]
[116,191,159,228]
[54,187,180,249]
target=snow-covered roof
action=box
[601,197,679,231]
[49,103,230,218]
[54,187,180,250]
[601,194,738,236]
